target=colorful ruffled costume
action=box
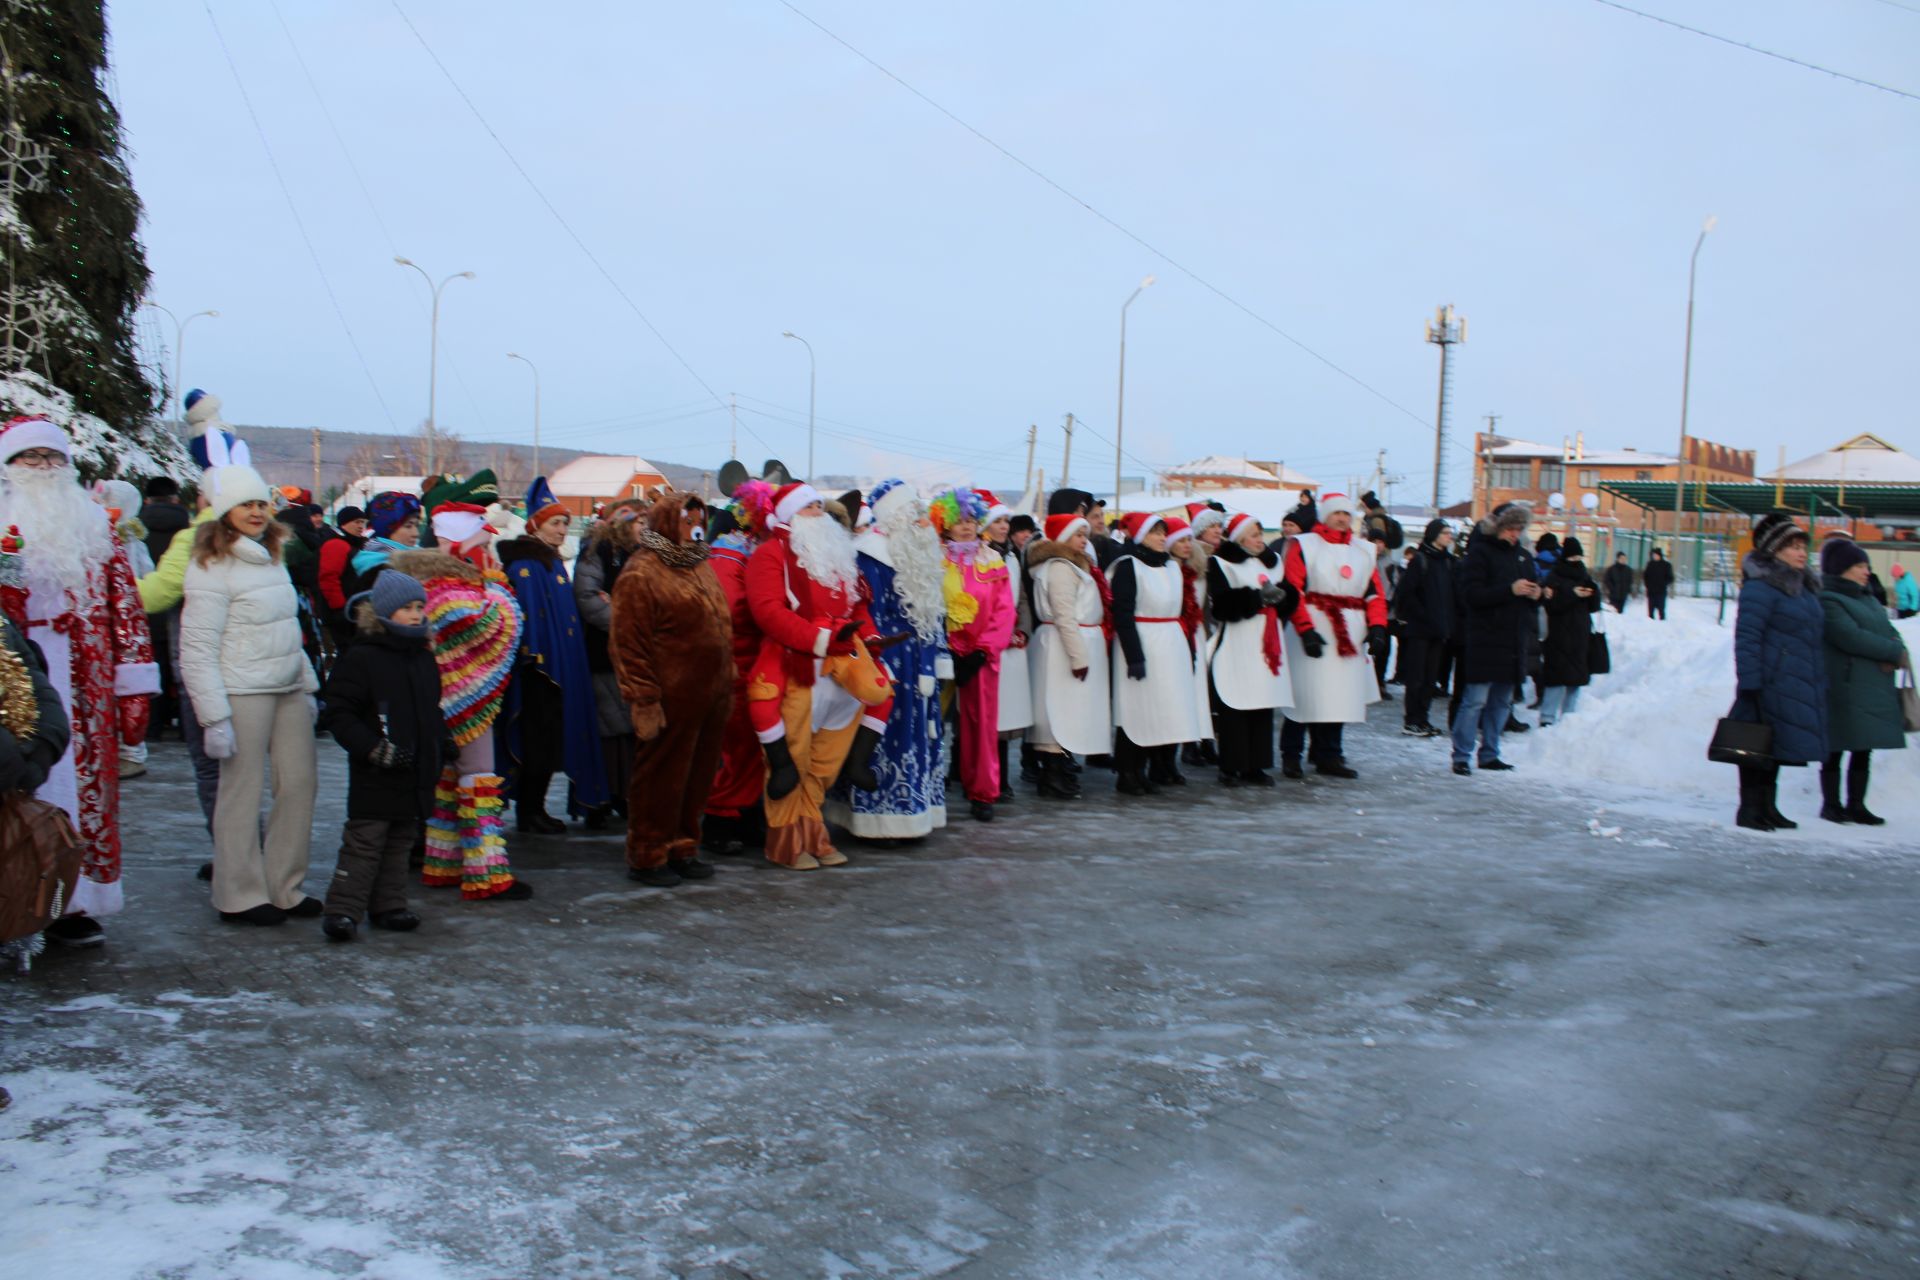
[389,548,524,899]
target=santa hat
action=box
[1163,516,1193,547]
[431,501,489,546]
[1183,502,1225,537]
[204,464,271,520]
[1318,492,1359,520]
[1118,511,1164,542]
[771,482,822,529]
[1225,512,1261,545]
[526,476,567,529]
[0,415,71,463]
[1044,513,1089,543]
[866,478,919,528]
[978,489,1012,525]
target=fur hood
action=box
[387,547,483,586]
[1743,550,1818,598]
[496,535,561,568]
[1026,538,1094,574]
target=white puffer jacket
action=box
[180,533,318,725]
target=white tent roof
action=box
[548,455,665,497]
[1779,434,1920,484]
[1161,455,1320,488]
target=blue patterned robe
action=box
[825,546,948,838]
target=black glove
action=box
[1258,584,1288,608]
[1126,657,1147,680]
[1300,629,1326,659]
[953,651,988,685]
[1366,625,1389,658]
[368,738,415,771]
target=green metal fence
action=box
[1581,527,1738,599]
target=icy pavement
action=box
[5,657,1920,1276]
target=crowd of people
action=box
[0,398,1909,965]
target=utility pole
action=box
[1022,424,1037,501]
[1674,216,1717,534]
[1481,412,1501,520]
[1061,413,1075,487]
[311,426,321,502]
[1425,304,1466,513]
[729,392,738,461]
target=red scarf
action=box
[1177,562,1203,658]
[1254,565,1283,675]
[1090,560,1116,647]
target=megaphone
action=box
[761,458,792,487]
[717,459,750,498]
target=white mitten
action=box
[202,720,236,760]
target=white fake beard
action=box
[787,513,860,597]
[0,462,113,609]
[880,509,946,642]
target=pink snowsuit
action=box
[943,542,1016,803]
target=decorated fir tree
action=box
[0,1,187,479]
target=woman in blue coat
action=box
[1732,514,1828,831]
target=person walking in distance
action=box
[1642,548,1674,620]
[1603,552,1635,614]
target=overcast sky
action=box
[111,0,1916,502]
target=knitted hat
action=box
[526,476,567,529]
[1535,531,1560,553]
[1422,518,1449,546]
[1820,536,1869,577]
[431,501,489,546]
[368,491,421,538]
[364,569,426,619]
[1225,512,1263,545]
[771,482,822,528]
[204,464,271,520]
[1044,514,1089,543]
[334,505,367,528]
[0,415,70,463]
[1561,536,1583,558]
[1117,511,1163,541]
[1752,512,1807,559]
[1319,492,1359,520]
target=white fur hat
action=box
[204,465,271,520]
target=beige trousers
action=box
[211,691,318,914]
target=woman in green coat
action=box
[1818,539,1908,825]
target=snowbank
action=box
[1507,596,1920,846]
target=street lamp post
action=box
[1115,274,1156,509]
[782,331,816,481]
[141,303,220,421]
[1673,215,1716,532]
[506,352,541,480]
[395,257,475,477]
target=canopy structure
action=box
[1598,479,1920,521]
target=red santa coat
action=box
[744,528,878,685]
[705,539,765,814]
[1,537,156,916]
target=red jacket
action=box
[745,528,877,687]
[708,542,761,679]
[318,536,359,610]
[1283,526,1388,633]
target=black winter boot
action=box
[840,724,885,792]
[1036,752,1080,800]
[1116,770,1152,797]
[1819,756,1850,824]
[1735,764,1774,832]
[762,737,801,800]
[1148,747,1187,787]
[1845,753,1884,825]
[1760,764,1797,830]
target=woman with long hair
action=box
[180,465,321,925]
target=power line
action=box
[265,0,493,438]
[202,1,401,430]
[1865,0,1920,16]
[389,1,731,411]
[1589,0,1920,101]
[774,1,1432,430]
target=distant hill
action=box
[224,424,706,501]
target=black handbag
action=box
[1587,631,1611,675]
[1708,714,1773,765]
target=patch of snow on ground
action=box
[1506,597,1920,846]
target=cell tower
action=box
[1426,304,1467,512]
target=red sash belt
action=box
[1302,590,1368,658]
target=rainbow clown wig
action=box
[729,478,776,537]
[929,486,990,538]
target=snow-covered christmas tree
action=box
[1,1,189,480]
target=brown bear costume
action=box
[609,502,734,875]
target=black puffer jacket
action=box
[1205,542,1297,624]
[317,612,452,821]
[1392,543,1456,641]
[1457,525,1542,686]
[1542,556,1602,687]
